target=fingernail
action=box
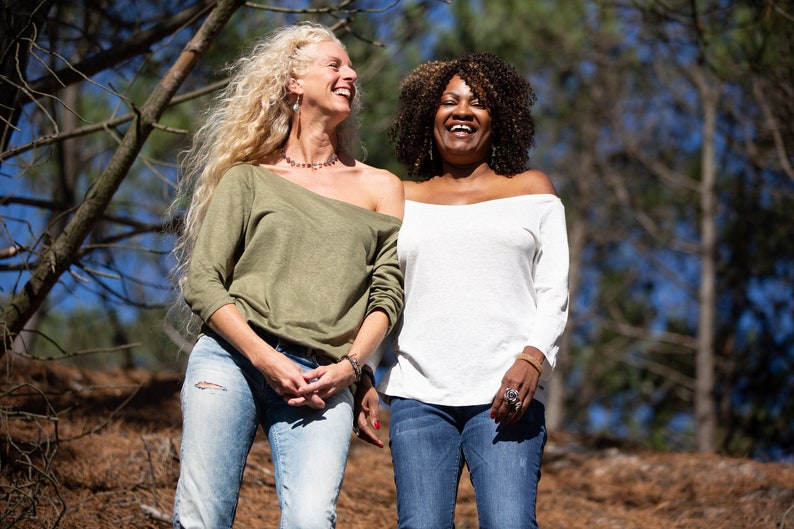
[490,412,495,419]
[373,421,380,429]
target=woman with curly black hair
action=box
[389,52,537,180]
[356,53,569,529]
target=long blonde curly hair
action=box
[170,22,360,302]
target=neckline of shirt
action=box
[405,193,560,207]
[249,163,401,222]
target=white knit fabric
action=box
[380,195,569,406]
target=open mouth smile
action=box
[333,87,352,100]
[448,123,476,136]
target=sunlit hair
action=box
[389,52,536,179]
[170,22,360,302]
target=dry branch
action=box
[0,0,247,357]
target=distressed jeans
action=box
[173,332,353,529]
[389,396,547,529]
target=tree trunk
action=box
[695,70,719,453]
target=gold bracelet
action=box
[516,353,543,376]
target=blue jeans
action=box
[173,332,353,529]
[389,397,547,529]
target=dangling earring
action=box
[428,147,433,162]
[292,95,301,112]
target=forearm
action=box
[346,308,390,366]
[205,304,278,368]
[208,303,329,408]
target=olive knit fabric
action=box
[184,163,404,363]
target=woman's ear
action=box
[287,76,302,95]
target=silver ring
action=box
[504,388,519,405]
[514,401,522,411]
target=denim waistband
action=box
[202,325,332,365]
[252,326,332,366]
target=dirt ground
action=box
[2,356,793,529]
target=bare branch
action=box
[605,319,699,351]
[27,0,218,97]
[11,332,141,360]
[140,503,172,523]
[1,78,228,162]
[243,0,369,15]
[0,0,54,153]
[0,380,66,528]
[1,0,247,356]
[752,77,794,181]
[0,245,21,259]
[603,342,696,392]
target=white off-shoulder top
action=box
[379,195,569,406]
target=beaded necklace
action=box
[281,149,338,170]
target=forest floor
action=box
[2,355,793,529]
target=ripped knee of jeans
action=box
[194,381,226,391]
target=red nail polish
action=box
[490,412,495,419]
[374,421,380,429]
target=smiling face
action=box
[291,41,357,121]
[432,74,493,166]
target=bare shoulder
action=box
[373,167,404,192]
[354,161,400,187]
[512,169,558,196]
[362,165,404,198]
[354,161,404,219]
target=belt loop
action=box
[274,334,316,362]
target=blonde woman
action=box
[170,22,403,529]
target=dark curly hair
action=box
[389,52,537,180]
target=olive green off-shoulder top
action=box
[184,163,404,363]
